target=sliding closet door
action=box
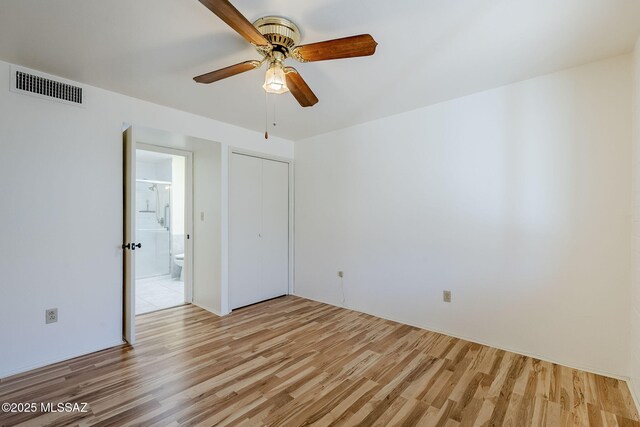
[260,159,289,298]
[229,154,263,309]
[230,153,289,310]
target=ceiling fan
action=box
[193,0,378,108]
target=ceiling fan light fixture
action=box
[263,61,289,94]
[193,2,378,108]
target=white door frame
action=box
[227,148,294,312]
[123,135,194,344]
[137,142,195,303]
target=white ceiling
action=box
[1,0,639,141]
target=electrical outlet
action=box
[45,308,58,324]
[443,290,451,303]
[337,271,344,278]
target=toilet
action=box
[174,253,184,280]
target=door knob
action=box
[122,243,142,250]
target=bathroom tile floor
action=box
[135,275,185,315]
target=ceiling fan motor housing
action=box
[253,16,301,58]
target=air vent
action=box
[10,66,85,107]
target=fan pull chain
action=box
[273,94,277,128]
[264,91,269,139]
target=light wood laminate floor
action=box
[0,296,638,426]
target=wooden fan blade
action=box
[194,60,261,84]
[198,0,270,47]
[285,67,318,107]
[291,34,377,62]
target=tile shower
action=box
[136,180,171,278]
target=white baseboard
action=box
[294,293,628,381]
[192,301,223,317]
[628,379,640,414]
[0,339,125,380]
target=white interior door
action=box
[230,153,289,309]
[123,127,136,343]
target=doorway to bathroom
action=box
[134,145,192,315]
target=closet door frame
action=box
[227,148,294,310]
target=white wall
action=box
[191,137,222,314]
[170,155,186,279]
[136,158,172,182]
[171,155,186,238]
[630,37,640,402]
[295,55,632,377]
[0,59,293,378]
